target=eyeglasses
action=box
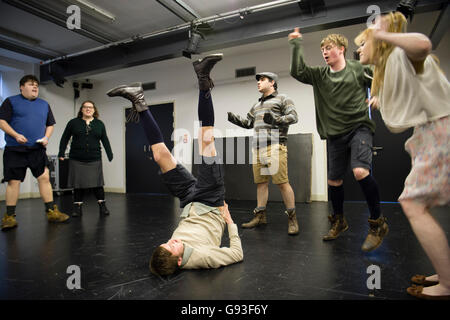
[83,106,94,109]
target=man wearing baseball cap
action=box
[228,72,299,235]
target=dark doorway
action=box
[125,103,174,194]
[343,110,413,202]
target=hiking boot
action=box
[106,82,149,112]
[242,208,267,228]
[193,53,223,91]
[47,205,70,223]
[323,214,348,241]
[98,201,110,216]
[361,216,389,252]
[1,214,18,230]
[286,209,299,235]
[72,203,82,217]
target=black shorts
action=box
[2,147,50,182]
[327,126,373,181]
[160,156,225,208]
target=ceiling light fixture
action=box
[182,26,204,59]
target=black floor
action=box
[0,193,448,301]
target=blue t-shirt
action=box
[0,94,56,148]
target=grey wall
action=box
[192,133,313,203]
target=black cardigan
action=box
[58,117,113,162]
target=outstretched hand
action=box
[288,27,302,41]
[227,112,235,123]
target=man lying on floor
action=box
[107,54,243,276]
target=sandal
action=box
[411,274,439,286]
[407,285,450,300]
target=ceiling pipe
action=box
[41,0,301,65]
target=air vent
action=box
[235,67,256,78]
[142,82,156,91]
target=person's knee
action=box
[400,199,426,220]
[37,169,50,184]
[152,144,171,163]
[277,182,291,191]
[7,180,21,188]
[199,127,216,157]
[352,167,369,181]
[328,179,343,187]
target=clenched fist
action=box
[288,27,302,41]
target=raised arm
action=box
[289,27,316,85]
[371,16,431,63]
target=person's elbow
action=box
[419,38,432,57]
[290,68,298,79]
[235,249,244,262]
[414,37,432,61]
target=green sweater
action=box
[289,37,375,139]
[58,117,113,162]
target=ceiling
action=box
[0,0,448,84]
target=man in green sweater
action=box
[106,54,243,276]
[289,27,388,252]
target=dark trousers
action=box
[160,157,225,208]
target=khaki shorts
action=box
[252,144,289,185]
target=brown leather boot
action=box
[323,214,348,241]
[193,53,223,91]
[361,216,389,252]
[106,82,149,112]
[47,205,70,223]
[1,213,18,230]
[286,209,299,235]
[242,208,267,228]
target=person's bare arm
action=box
[371,16,431,63]
[0,119,27,144]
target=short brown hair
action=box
[77,100,99,118]
[149,246,180,276]
[321,34,348,56]
[20,75,39,87]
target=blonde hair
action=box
[354,12,408,95]
[321,34,348,56]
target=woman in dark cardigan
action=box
[58,100,113,217]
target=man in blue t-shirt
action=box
[0,75,69,230]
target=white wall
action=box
[1,13,449,202]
